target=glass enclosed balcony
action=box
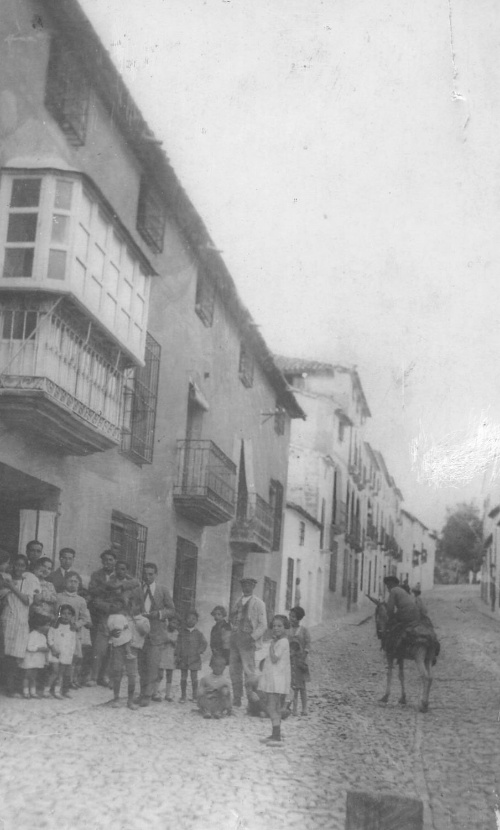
[0,168,154,365]
[0,297,127,454]
[173,439,237,526]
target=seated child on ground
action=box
[46,604,77,699]
[197,654,232,718]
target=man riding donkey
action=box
[375,576,440,712]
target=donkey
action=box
[368,595,439,713]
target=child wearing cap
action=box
[209,605,231,667]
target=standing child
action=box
[209,606,231,667]
[258,615,291,745]
[46,605,77,699]
[197,654,232,718]
[20,613,50,698]
[152,615,179,702]
[107,595,139,710]
[288,606,311,716]
[175,610,207,703]
[57,572,92,688]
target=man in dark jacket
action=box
[86,549,117,686]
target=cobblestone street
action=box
[1,585,498,830]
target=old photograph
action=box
[0,1,498,828]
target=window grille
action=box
[238,342,254,388]
[299,521,305,546]
[122,332,161,465]
[195,269,216,327]
[320,498,326,549]
[110,510,147,578]
[285,557,294,610]
[137,179,166,253]
[269,479,283,551]
[45,38,90,147]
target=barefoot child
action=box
[288,606,311,715]
[20,613,50,698]
[258,615,291,745]
[175,610,207,703]
[197,654,232,718]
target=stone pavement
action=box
[0,585,498,830]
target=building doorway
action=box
[0,462,59,560]
[173,537,198,619]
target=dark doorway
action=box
[173,537,198,619]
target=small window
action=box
[110,510,147,579]
[239,342,254,388]
[195,269,216,327]
[338,420,345,442]
[137,179,166,253]
[274,405,285,436]
[45,37,90,147]
[299,521,305,546]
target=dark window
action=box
[285,557,294,610]
[329,544,338,592]
[269,479,283,551]
[3,178,42,279]
[110,510,147,579]
[341,550,349,597]
[195,269,216,327]
[299,521,305,546]
[353,557,359,604]
[338,420,345,442]
[274,405,286,436]
[174,537,198,619]
[238,342,254,388]
[122,332,161,464]
[373,555,377,593]
[137,179,166,253]
[45,38,90,147]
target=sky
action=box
[79,0,500,531]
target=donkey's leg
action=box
[380,656,393,703]
[415,648,431,712]
[398,659,406,705]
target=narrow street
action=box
[1,585,498,830]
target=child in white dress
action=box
[20,615,50,698]
[46,605,77,699]
[258,615,291,745]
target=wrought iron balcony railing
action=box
[173,439,236,526]
[231,492,274,553]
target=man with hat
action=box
[384,575,420,652]
[229,576,267,708]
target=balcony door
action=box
[182,384,205,491]
[236,442,248,520]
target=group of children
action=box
[7,566,311,746]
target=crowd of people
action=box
[0,544,310,746]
